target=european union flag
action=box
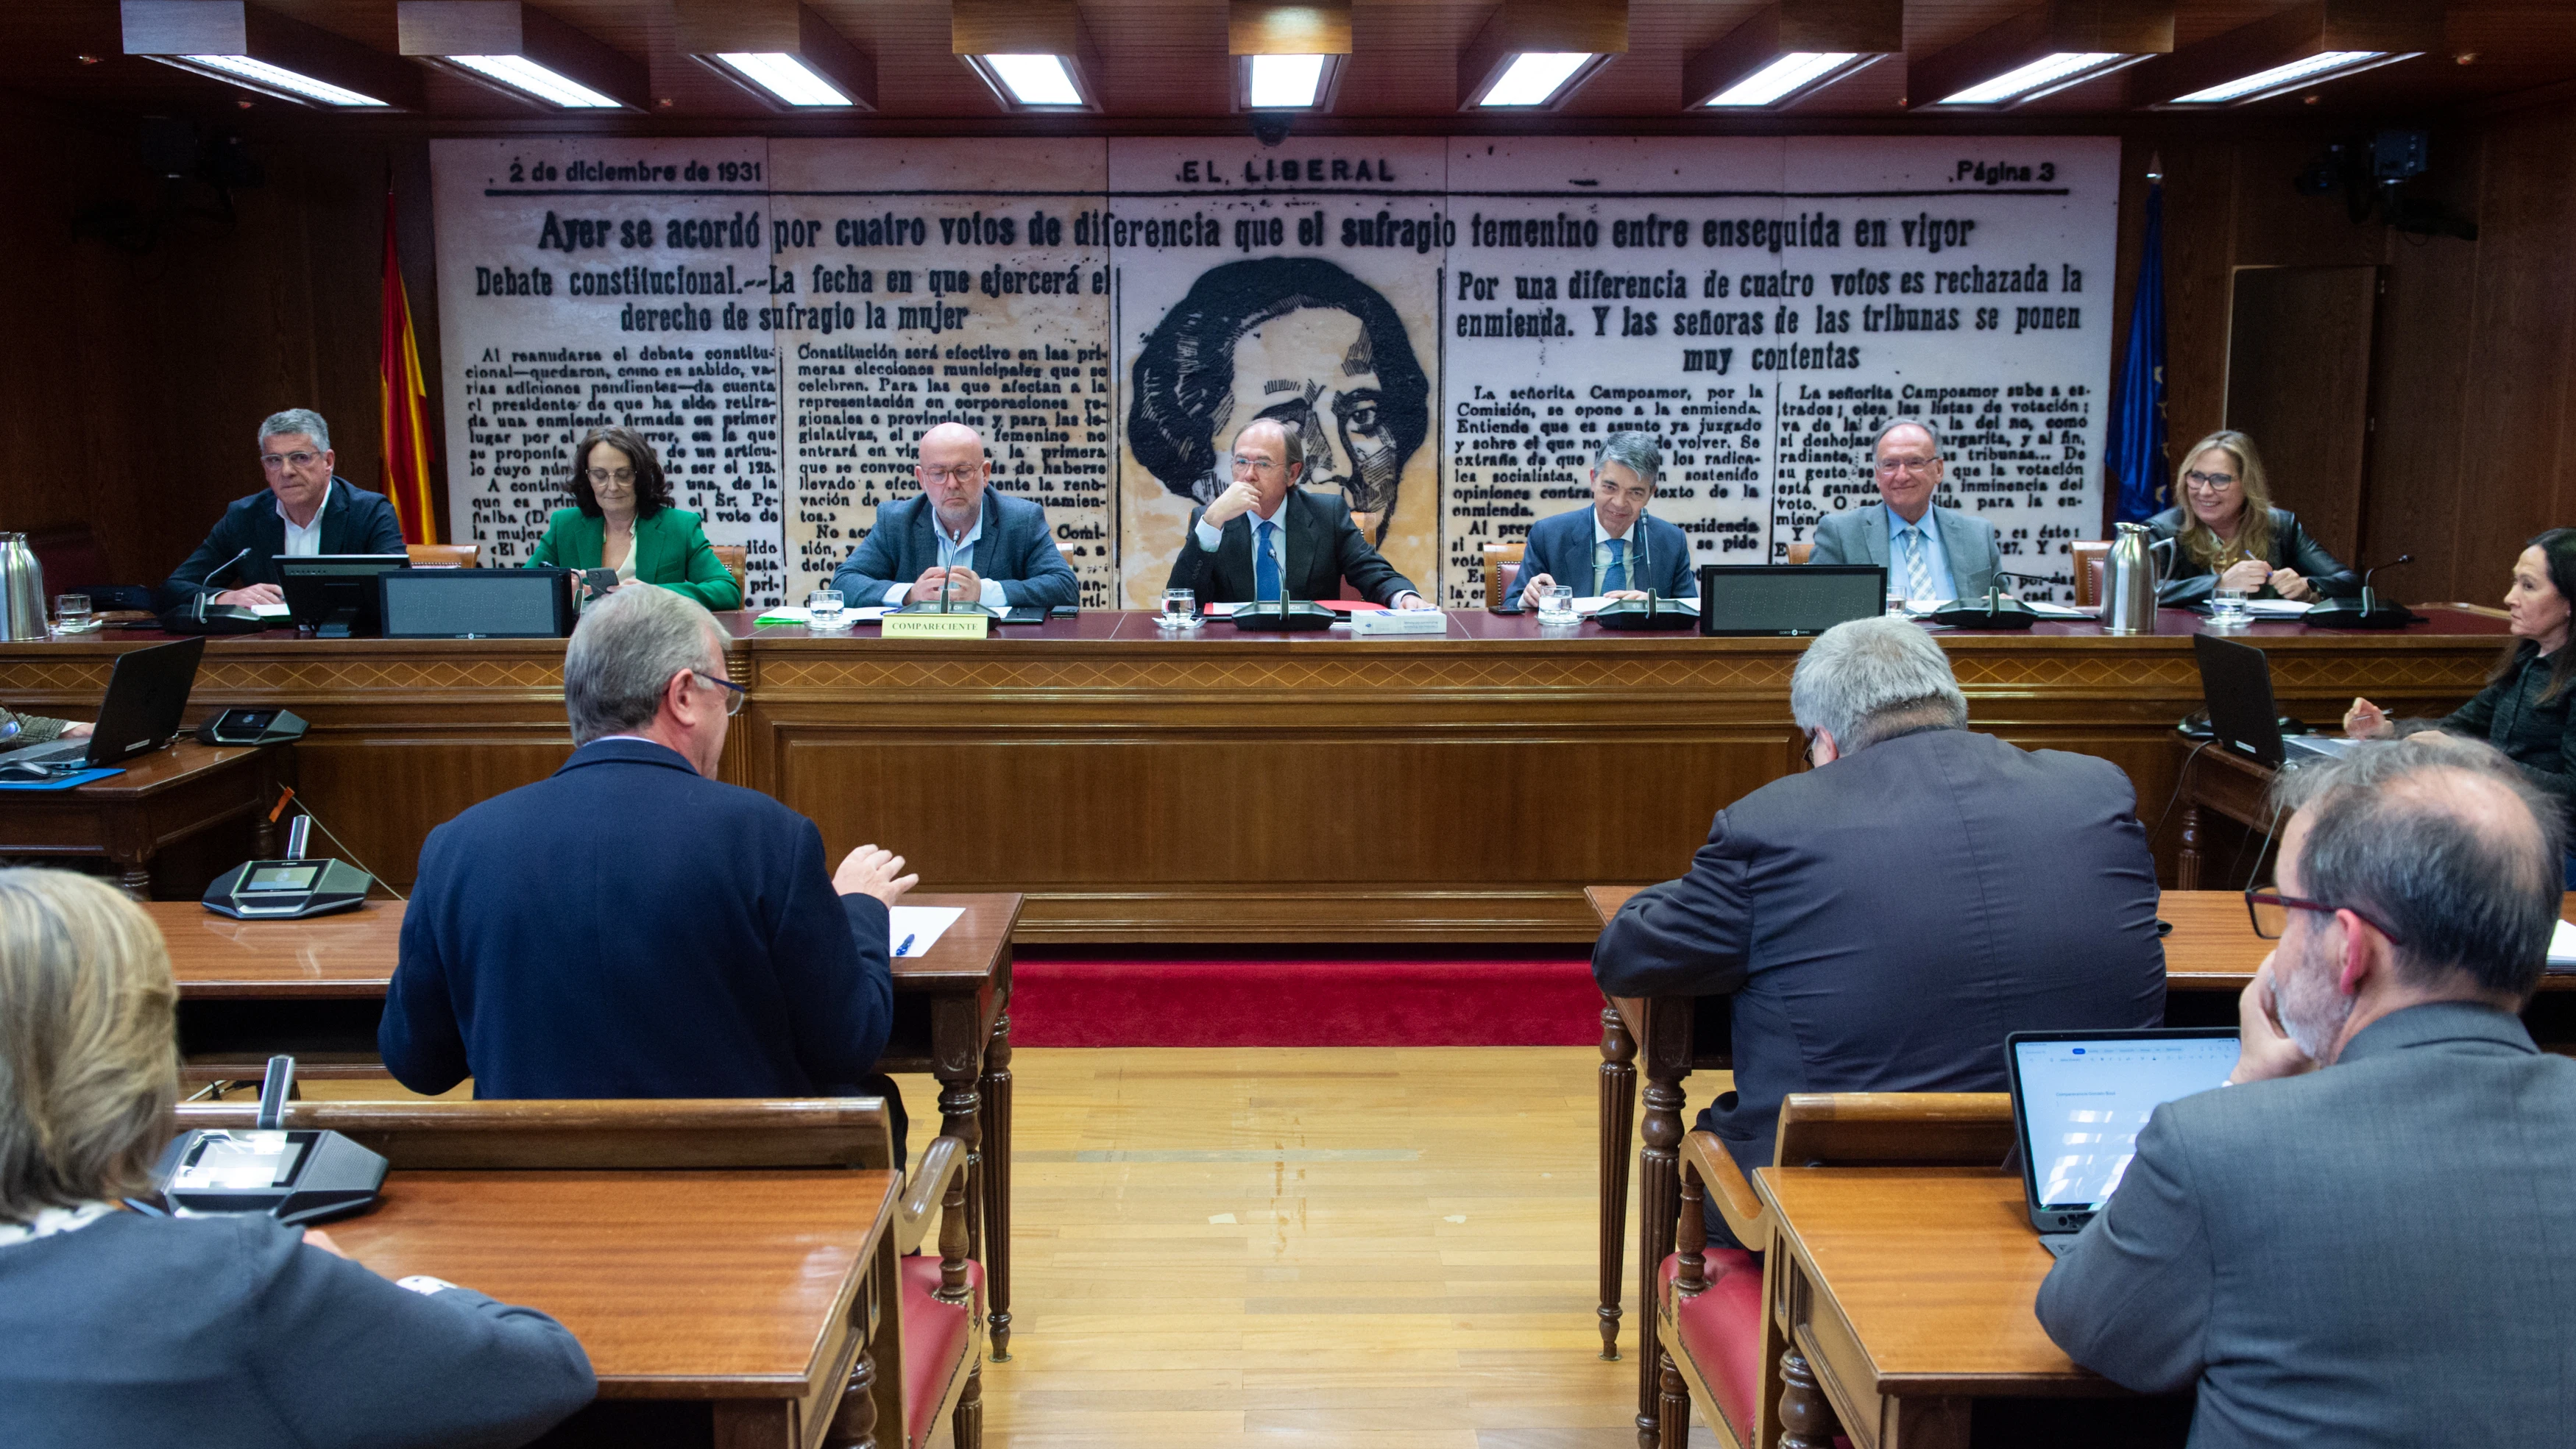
[2108,177,2168,523]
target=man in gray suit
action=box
[1594,617,2165,1225]
[2038,740,2576,1446]
[830,422,1079,609]
[1806,418,2002,605]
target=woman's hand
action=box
[2219,559,2271,592]
[2269,568,2314,601]
[61,723,92,739]
[2343,697,2393,740]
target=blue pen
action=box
[895,933,916,958]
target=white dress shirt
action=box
[880,506,1009,609]
[278,481,333,558]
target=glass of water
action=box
[805,589,848,632]
[1886,590,1908,618]
[52,595,92,634]
[1158,588,1199,629]
[1538,584,1578,626]
[2210,587,2251,629]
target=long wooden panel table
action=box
[0,608,2504,941]
[153,890,1025,1361]
[1583,884,2576,1401]
[329,1166,899,1448]
[0,737,290,896]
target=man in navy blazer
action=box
[163,408,408,606]
[830,422,1079,609]
[1510,432,1694,606]
[1806,417,2002,604]
[382,587,919,1127]
[1164,418,1429,608]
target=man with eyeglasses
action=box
[1164,417,1430,609]
[2039,740,2576,1446]
[1510,431,1695,609]
[828,421,1078,611]
[383,585,922,1156]
[163,408,408,607]
[1804,417,2003,606]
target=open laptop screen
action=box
[2008,1030,2238,1225]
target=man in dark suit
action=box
[2039,740,2576,1445]
[1806,418,2003,605]
[163,408,408,606]
[381,585,918,1128]
[1593,615,2165,1211]
[1511,431,1694,607]
[829,421,1079,609]
[1164,418,1430,609]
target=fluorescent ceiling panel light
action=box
[1706,51,1858,106]
[1480,52,1593,106]
[715,51,850,105]
[1248,52,1326,107]
[2169,49,2395,103]
[447,53,620,107]
[980,53,1081,105]
[1939,50,2121,104]
[176,52,390,105]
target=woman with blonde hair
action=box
[0,868,594,1447]
[2145,429,2359,607]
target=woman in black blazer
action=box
[0,868,595,1448]
[2145,429,2359,606]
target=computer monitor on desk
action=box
[280,556,409,638]
[1696,564,1886,637]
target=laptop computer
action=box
[0,635,208,773]
[2191,632,2354,768]
[2006,1027,2240,1256]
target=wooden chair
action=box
[712,545,749,601]
[1786,541,1813,566]
[2071,539,2110,607]
[406,543,480,568]
[1654,1092,2015,1449]
[174,1097,984,1449]
[1482,542,1526,609]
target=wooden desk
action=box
[0,738,288,896]
[155,889,1025,1361]
[1582,884,2576,1390]
[2170,737,2285,889]
[0,609,2502,942]
[1753,1167,2180,1449]
[330,1167,898,1448]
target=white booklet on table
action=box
[889,905,963,959]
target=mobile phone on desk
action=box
[579,568,618,599]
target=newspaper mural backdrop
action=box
[432,136,2116,609]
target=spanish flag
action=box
[380,188,439,545]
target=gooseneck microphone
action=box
[2359,553,2416,614]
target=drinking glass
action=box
[1538,584,1578,626]
[2210,587,2251,629]
[1886,590,1908,618]
[805,589,849,632]
[52,594,92,634]
[1158,588,1199,630]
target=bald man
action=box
[828,422,1079,610]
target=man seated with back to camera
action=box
[1165,417,1432,609]
[381,585,921,1156]
[1593,616,2165,1241]
[2039,740,2576,1446]
[1511,431,1694,609]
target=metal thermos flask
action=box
[0,534,45,642]
[2103,522,2158,636]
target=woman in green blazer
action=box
[525,427,742,611]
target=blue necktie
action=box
[1256,520,1281,603]
[1603,538,1627,594]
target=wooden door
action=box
[2223,265,2381,567]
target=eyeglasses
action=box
[2184,470,2239,492]
[586,468,637,485]
[1231,455,1285,474]
[691,670,747,717]
[260,450,321,472]
[918,465,981,483]
[1875,456,1939,475]
[2243,887,2405,946]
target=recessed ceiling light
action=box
[174,53,390,106]
[979,53,1082,106]
[447,54,621,108]
[1480,52,1593,107]
[713,51,852,106]
[1939,51,2123,105]
[1706,52,1859,107]
[1248,53,1326,108]
[2169,50,2399,104]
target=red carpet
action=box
[1008,951,1602,1048]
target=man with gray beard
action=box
[2038,740,2576,1448]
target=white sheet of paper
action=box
[2023,601,2096,619]
[2550,918,2576,966]
[249,602,292,618]
[889,905,964,959]
[2243,599,2313,617]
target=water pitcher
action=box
[2102,522,2158,635]
[0,534,44,642]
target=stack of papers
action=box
[754,606,889,626]
[2243,600,2313,618]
